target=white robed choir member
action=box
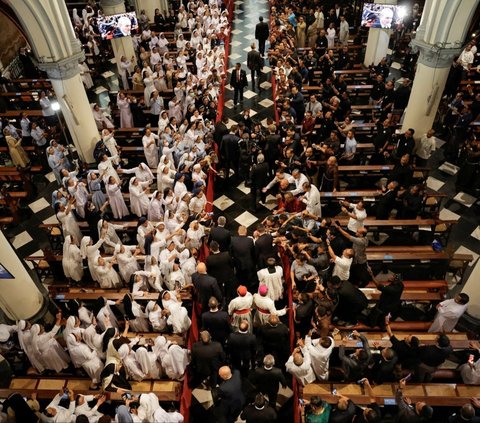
[161,290,191,334]
[18,320,44,372]
[429,294,469,333]
[257,262,284,302]
[148,191,164,222]
[302,182,322,217]
[68,333,103,388]
[135,346,162,379]
[142,128,159,168]
[118,343,146,381]
[98,219,124,254]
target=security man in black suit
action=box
[202,297,231,346]
[255,16,269,56]
[208,216,231,252]
[254,224,275,269]
[231,225,257,290]
[206,240,236,303]
[247,43,263,91]
[227,321,257,377]
[220,126,241,179]
[191,330,225,387]
[230,62,248,105]
[192,262,223,313]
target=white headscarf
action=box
[80,236,91,259]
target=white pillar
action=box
[462,259,480,319]
[0,232,47,320]
[39,54,100,163]
[401,44,455,135]
[363,0,396,67]
[101,0,136,76]
[135,0,163,22]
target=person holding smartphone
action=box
[459,340,480,385]
[353,379,381,423]
[396,377,433,422]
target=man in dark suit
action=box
[375,181,398,219]
[230,62,248,105]
[255,16,269,56]
[192,262,223,312]
[202,296,231,346]
[209,216,231,252]
[240,394,278,423]
[247,43,263,91]
[250,153,270,211]
[231,225,257,290]
[191,330,225,387]
[216,366,245,423]
[227,321,257,376]
[220,127,241,179]
[254,224,275,269]
[214,116,230,147]
[206,240,236,302]
[257,314,290,370]
[248,354,287,410]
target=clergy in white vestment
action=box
[252,285,287,327]
[285,344,316,386]
[228,285,254,332]
[305,335,335,381]
[428,293,469,333]
[257,258,284,301]
[301,181,322,217]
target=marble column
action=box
[461,259,480,319]
[0,232,47,321]
[38,53,100,163]
[101,0,136,78]
[363,0,396,67]
[401,41,460,135]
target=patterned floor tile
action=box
[234,211,259,227]
[213,195,235,211]
[471,226,480,241]
[231,29,243,35]
[44,172,57,183]
[454,245,479,266]
[243,34,256,40]
[438,162,460,176]
[453,192,477,208]
[229,52,242,60]
[12,231,33,249]
[28,197,50,213]
[237,181,251,195]
[439,207,461,221]
[258,98,274,107]
[243,90,257,99]
[426,176,445,192]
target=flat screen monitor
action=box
[361,3,407,29]
[98,11,139,40]
[0,263,14,279]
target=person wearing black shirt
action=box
[332,278,368,326]
[375,181,398,220]
[374,58,389,80]
[394,78,412,109]
[370,118,393,165]
[388,154,414,190]
[293,292,315,337]
[367,270,404,328]
[337,46,351,69]
[353,379,382,423]
[448,404,480,423]
[397,185,424,219]
[206,241,236,302]
[417,334,453,382]
[191,331,225,387]
[394,129,416,159]
[329,394,357,423]
[217,366,245,423]
[370,346,398,384]
[369,74,385,105]
[315,29,328,56]
[386,319,420,371]
[240,393,278,423]
[202,296,231,345]
[227,321,257,377]
[255,16,270,56]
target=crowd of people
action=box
[1,0,480,422]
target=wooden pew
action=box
[0,165,44,197]
[302,383,478,407]
[337,164,430,180]
[0,110,43,119]
[10,79,52,90]
[3,378,181,401]
[0,189,28,222]
[333,331,470,349]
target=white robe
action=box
[257,266,284,301]
[162,344,189,381]
[116,246,139,282]
[305,335,334,381]
[94,259,122,289]
[106,183,130,219]
[228,293,253,332]
[286,346,316,386]
[68,335,103,383]
[98,157,120,184]
[428,299,468,333]
[163,295,191,333]
[130,180,151,217]
[57,209,82,244]
[81,237,104,283]
[31,324,70,373]
[18,326,44,372]
[62,235,84,282]
[302,185,322,217]
[252,294,287,326]
[135,346,162,379]
[143,133,159,168]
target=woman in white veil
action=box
[135,346,162,379]
[17,320,44,373]
[80,235,104,283]
[62,235,84,284]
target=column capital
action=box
[411,38,462,68]
[100,0,125,7]
[36,50,85,80]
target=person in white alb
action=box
[290,169,309,196]
[252,285,287,327]
[326,238,354,281]
[428,293,469,333]
[305,334,335,381]
[228,285,254,332]
[340,199,367,233]
[285,341,316,386]
[257,257,284,301]
[415,129,436,167]
[457,44,474,72]
[301,181,322,217]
